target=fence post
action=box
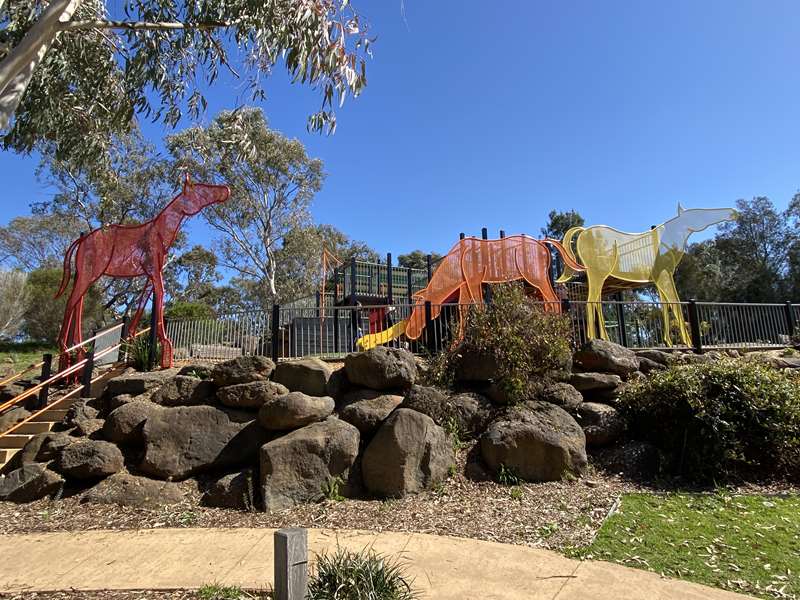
[459,232,465,240]
[37,353,52,409]
[333,308,340,353]
[349,257,357,302]
[688,299,703,354]
[614,293,628,347]
[426,254,433,283]
[406,267,413,304]
[81,332,96,397]
[784,301,796,339]
[424,300,434,352]
[499,229,505,238]
[271,304,281,361]
[386,252,393,304]
[274,528,308,600]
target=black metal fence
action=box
[165,299,800,362]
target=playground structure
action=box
[556,205,737,346]
[55,175,230,369]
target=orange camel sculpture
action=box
[400,234,583,340]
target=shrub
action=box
[426,283,572,403]
[619,359,800,481]
[308,547,418,600]
[122,334,161,372]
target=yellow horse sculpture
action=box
[556,205,736,346]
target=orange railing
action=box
[0,325,150,437]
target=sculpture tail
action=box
[549,227,586,283]
[55,237,81,299]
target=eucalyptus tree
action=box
[166,106,324,300]
[1,1,371,166]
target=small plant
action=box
[536,522,559,539]
[307,547,419,600]
[509,486,524,502]
[177,510,197,525]
[122,334,161,372]
[443,416,465,451]
[198,584,263,600]
[447,464,458,478]
[497,463,521,486]
[321,476,345,502]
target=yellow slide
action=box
[357,320,407,351]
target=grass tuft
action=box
[308,547,419,600]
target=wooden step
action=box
[0,447,19,464]
[0,435,32,449]
[32,409,67,422]
[13,421,56,435]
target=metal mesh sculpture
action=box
[55,175,230,368]
[556,205,736,345]
[358,235,581,349]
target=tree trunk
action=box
[0,0,84,130]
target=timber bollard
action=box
[274,528,308,600]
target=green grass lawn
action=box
[0,341,57,379]
[571,493,800,600]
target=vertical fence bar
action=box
[688,299,703,354]
[81,332,96,397]
[499,229,506,238]
[148,296,158,370]
[37,353,52,409]
[424,301,434,352]
[406,268,413,304]
[426,254,433,282]
[271,304,280,361]
[784,301,796,340]
[614,294,628,347]
[386,253,393,304]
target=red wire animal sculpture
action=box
[55,175,230,369]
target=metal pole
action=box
[459,232,465,240]
[426,254,433,283]
[424,300,434,353]
[148,294,158,370]
[349,257,357,303]
[499,229,506,239]
[37,353,52,409]
[784,301,796,339]
[406,267,413,304]
[271,304,280,361]
[386,252,393,304]
[688,299,703,354]
[481,227,488,240]
[81,332,96,397]
[615,292,628,347]
[333,308,340,354]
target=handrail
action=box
[0,359,45,388]
[0,326,151,418]
[0,358,88,414]
[0,367,117,438]
[62,321,124,355]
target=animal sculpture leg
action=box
[653,276,675,347]
[150,272,173,368]
[586,276,609,341]
[656,271,691,346]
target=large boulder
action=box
[260,417,360,511]
[637,357,666,374]
[480,401,588,482]
[535,382,583,412]
[139,405,268,480]
[0,406,31,433]
[202,469,257,510]
[82,473,185,507]
[102,401,163,445]
[73,418,104,438]
[634,349,673,366]
[64,398,101,427]
[573,340,639,377]
[577,402,625,446]
[338,389,403,436]
[13,432,74,467]
[217,381,289,409]
[211,356,275,387]
[594,440,660,479]
[56,440,124,480]
[0,463,64,502]
[345,347,416,390]
[257,392,335,431]
[272,358,334,396]
[569,372,622,392]
[105,368,180,397]
[452,346,500,383]
[150,375,216,407]
[361,408,453,498]
[743,350,800,370]
[401,386,493,437]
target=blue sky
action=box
[2,0,800,258]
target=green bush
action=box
[164,300,216,320]
[427,283,572,403]
[619,359,800,481]
[307,548,418,600]
[122,334,161,372]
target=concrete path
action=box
[0,528,753,599]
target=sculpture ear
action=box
[677,202,684,214]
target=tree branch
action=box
[58,19,231,33]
